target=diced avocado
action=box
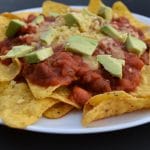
[40,28,57,45]
[101,25,127,42]
[66,35,98,56]
[126,35,147,56]
[97,55,125,79]
[0,45,34,60]
[32,15,44,25]
[82,8,95,16]
[49,12,60,17]
[99,6,112,22]
[24,47,53,64]
[64,13,90,31]
[6,19,26,37]
[64,13,79,27]
[82,56,99,70]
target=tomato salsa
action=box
[0,14,149,106]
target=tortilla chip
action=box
[42,0,70,16]
[131,65,150,98]
[2,13,21,20]
[0,82,9,93]
[44,102,74,119]
[112,1,148,29]
[27,80,80,108]
[143,27,150,40]
[0,16,10,41]
[88,0,103,14]
[50,87,80,109]
[0,58,21,82]
[82,91,150,126]
[0,82,58,128]
[15,12,39,20]
[26,79,60,99]
[112,1,150,40]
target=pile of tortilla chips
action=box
[0,0,149,129]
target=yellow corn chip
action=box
[131,65,150,98]
[26,79,60,99]
[0,82,58,128]
[26,81,80,108]
[2,13,21,20]
[44,102,73,119]
[50,87,80,109]
[0,58,21,82]
[82,91,150,126]
[143,27,150,40]
[0,82,9,93]
[0,16,10,41]
[88,0,103,14]
[15,12,39,20]
[42,0,70,16]
[112,1,148,29]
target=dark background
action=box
[0,0,150,150]
[0,0,149,17]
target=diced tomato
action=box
[141,50,150,65]
[94,38,125,59]
[0,39,12,55]
[70,86,92,106]
[26,14,36,23]
[18,35,34,45]
[125,52,144,70]
[1,59,12,66]
[111,17,144,39]
[20,24,37,35]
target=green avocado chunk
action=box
[66,35,98,56]
[64,13,90,31]
[24,47,53,64]
[82,8,94,16]
[49,12,60,17]
[101,25,127,42]
[64,13,79,27]
[40,28,57,45]
[32,15,44,25]
[6,19,26,37]
[82,56,99,70]
[97,55,125,79]
[98,6,112,22]
[126,35,147,56]
[0,45,34,60]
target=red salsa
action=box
[0,14,149,106]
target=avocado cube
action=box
[64,13,90,32]
[0,45,34,60]
[64,13,79,27]
[32,15,44,25]
[40,28,57,45]
[49,12,60,17]
[101,25,127,42]
[126,35,147,56]
[99,6,112,22]
[66,35,98,56]
[82,8,95,16]
[24,47,53,64]
[97,55,125,79]
[6,19,26,37]
[82,55,99,70]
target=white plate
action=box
[0,6,150,134]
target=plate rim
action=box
[26,116,150,134]
[1,6,150,134]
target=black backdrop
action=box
[0,0,150,150]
